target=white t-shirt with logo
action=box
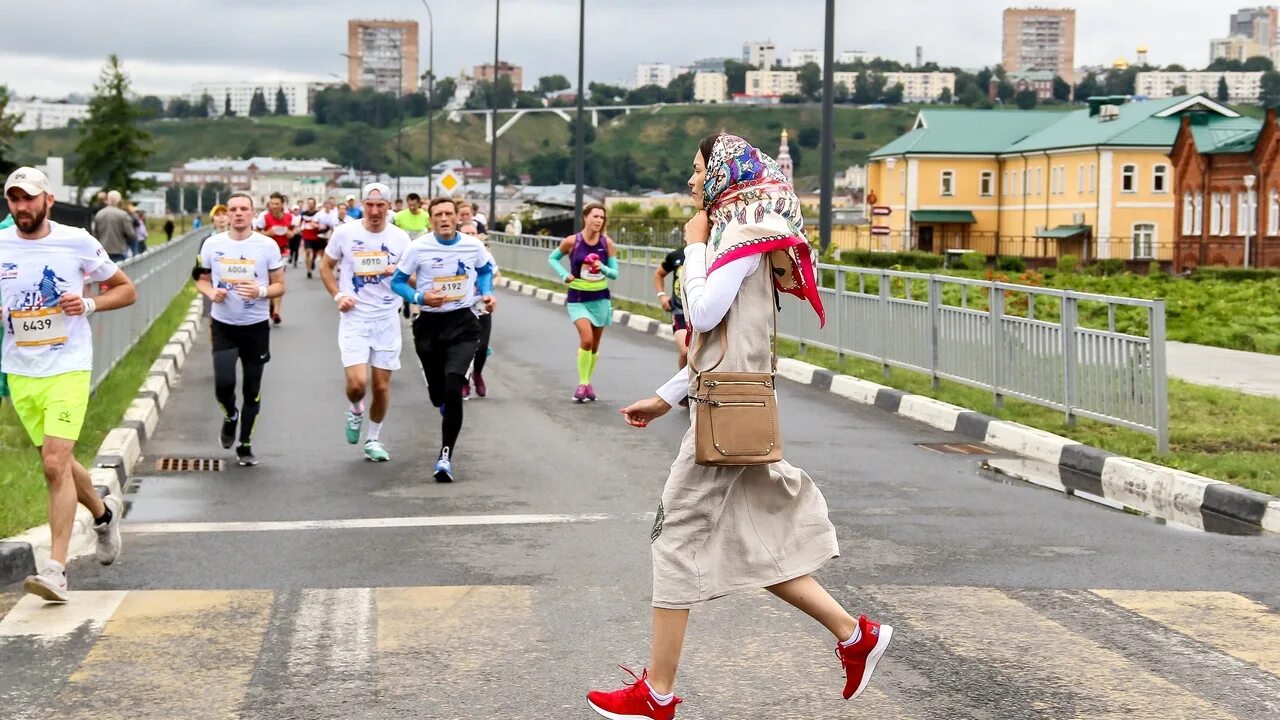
[325,222,410,320]
[0,222,119,378]
[199,232,284,326]
[398,233,492,314]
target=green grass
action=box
[0,285,198,538]
[505,270,1280,496]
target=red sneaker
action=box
[473,372,487,397]
[836,615,893,700]
[587,666,681,720]
[462,379,471,399]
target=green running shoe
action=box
[345,411,364,444]
[364,439,390,462]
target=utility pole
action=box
[819,0,835,252]
[574,0,586,220]
[420,0,435,198]
[490,0,500,225]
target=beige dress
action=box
[650,251,839,609]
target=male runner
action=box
[321,183,409,461]
[654,247,689,370]
[1,167,135,602]
[252,193,295,324]
[393,193,430,239]
[197,192,286,466]
[391,198,496,482]
[300,197,326,279]
[457,202,486,237]
[345,194,364,220]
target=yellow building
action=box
[862,94,1244,262]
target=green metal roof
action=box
[1191,117,1264,154]
[911,210,977,224]
[1036,224,1091,239]
[869,110,1063,158]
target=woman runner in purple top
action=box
[547,204,619,402]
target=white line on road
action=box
[124,512,617,534]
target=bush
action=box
[648,205,671,219]
[1147,261,1164,278]
[292,129,317,146]
[951,252,986,271]
[842,250,944,270]
[1191,265,1280,282]
[610,201,641,215]
[1091,258,1126,276]
[1057,254,1080,274]
[996,255,1026,272]
[852,130,867,140]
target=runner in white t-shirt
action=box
[1,167,137,603]
[320,182,410,462]
[391,197,496,482]
[196,193,286,467]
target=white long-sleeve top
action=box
[655,245,762,407]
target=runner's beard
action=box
[14,204,47,234]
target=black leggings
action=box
[473,313,493,375]
[413,309,480,453]
[214,350,265,445]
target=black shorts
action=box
[305,238,328,251]
[211,319,271,365]
[672,313,688,332]
[412,308,480,377]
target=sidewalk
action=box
[1166,341,1280,398]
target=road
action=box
[1166,340,1280,398]
[3,270,1279,719]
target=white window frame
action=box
[1220,193,1233,236]
[1269,190,1279,236]
[939,169,955,197]
[1182,195,1194,235]
[1121,164,1137,194]
[1210,193,1222,235]
[1193,192,1203,235]
[1132,222,1156,260]
[1088,163,1096,193]
[979,171,994,197]
[1152,164,1169,194]
[1035,167,1043,195]
[1077,164,1085,194]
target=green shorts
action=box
[8,371,91,445]
[568,299,613,328]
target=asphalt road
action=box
[3,268,1279,719]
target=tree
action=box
[883,82,905,105]
[248,89,269,117]
[1263,71,1280,107]
[797,127,820,148]
[1244,55,1275,72]
[1103,67,1137,96]
[274,87,289,115]
[1015,89,1038,110]
[1165,64,1186,72]
[1075,72,1099,101]
[958,84,985,106]
[834,82,850,104]
[664,72,695,103]
[224,93,234,116]
[798,62,822,101]
[625,84,665,105]
[587,81,627,105]
[194,93,213,118]
[428,76,456,111]
[1172,84,1188,96]
[166,96,192,118]
[528,151,571,184]
[240,137,262,160]
[1218,76,1230,102]
[1052,76,1071,102]
[536,74,571,94]
[1208,58,1245,72]
[70,55,152,200]
[939,87,953,104]
[292,128,317,146]
[335,122,387,172]
[0,86,21,173]
[133,95,164,121]
[514,91,544,109]
[723,59,750,95]
[852,72,873,103]
[996,79,1015,103]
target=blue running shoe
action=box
[434,447,454,483]
[345,411,363,444]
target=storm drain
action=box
[915,443,996,455]
[154,457,225,472]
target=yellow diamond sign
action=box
[437,170,460,194]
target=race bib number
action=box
[354,251,390,277]
[11,307,68,347]
[218,258,257,284]
[432,274,472,302]
[581,266,605,282]
[270,225,287,236]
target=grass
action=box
[505,270,1280,497]
[0,285,198,538]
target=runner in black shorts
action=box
[654,247,689,370]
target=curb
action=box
[498,277,1280,534]
[0,297,205,587]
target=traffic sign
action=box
[436,170,461,194]
[870,226,892,236]
[872,206,892,216]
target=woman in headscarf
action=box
[586,134,893,720]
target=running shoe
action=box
[573,384,589,402]
[271,313,282,325]
[364,439,390,462]
[434,448,454,483]
[93,495,123,565]
[587,667,681,720]
[307,270,313,279]
[236,444,259,467]
[462,379,471,400]
[473,372,487,398]
[836,615,894,700]
[220,412,238,449]
[345,411,364,444]
[23,561,68,604]
[584,384,598,402]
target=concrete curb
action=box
[0,297,205,586]
[498,277,1279,534]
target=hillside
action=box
[12,105,920,191]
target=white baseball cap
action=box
[362,182,391,201]
[4,167,51,197]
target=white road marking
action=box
[124,512,616,534]
[0,591,127,639]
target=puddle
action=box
[981,458,1262,537]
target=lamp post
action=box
[490,0,500,226]
[573,0,586,220]
[818,0,835,252]
[419,0,435,198]
[1244,173,1257,268]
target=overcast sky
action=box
[0,0,1233,99]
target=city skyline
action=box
[0,0,1229,100]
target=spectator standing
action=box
[92,190,136,263]
[163,214,176,242]
[133,209,149,255]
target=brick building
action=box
[1171,108,1279,270]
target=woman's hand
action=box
[620,396,672,428]
[684,211,710,246]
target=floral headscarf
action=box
[702,133,824,326]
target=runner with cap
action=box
[391,197,496,482]
[345,194,364,220]
[0,167,137,603]
[196,192,286,467]
[320,182,410,462]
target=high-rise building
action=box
[11,100,90,131]
[191,82,318,117]
[473,62,524,91]
[743,41,777,69]
[693,72,728,103]
[1211,34,1264,63]
[347,19,419,95]
[635,63,673,88]
[787,50,823,68]
[1230,6,1279,46]
[744,70,799,97]
[1002,7,1076,84]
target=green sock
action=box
[577,348,592,385]
[587,351,599,381]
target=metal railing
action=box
[86,227,211,389]
[490,232,1169,452]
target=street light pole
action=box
[396,58,403,199]
[818,0,835,252]
[490,0,500,226]
[420,0,435,199]
[574,0,586,220]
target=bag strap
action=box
[686,255,778,377]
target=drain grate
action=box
[155,457,224,472]
[916,442,996,455]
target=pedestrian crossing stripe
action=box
[1,585,1276,719]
